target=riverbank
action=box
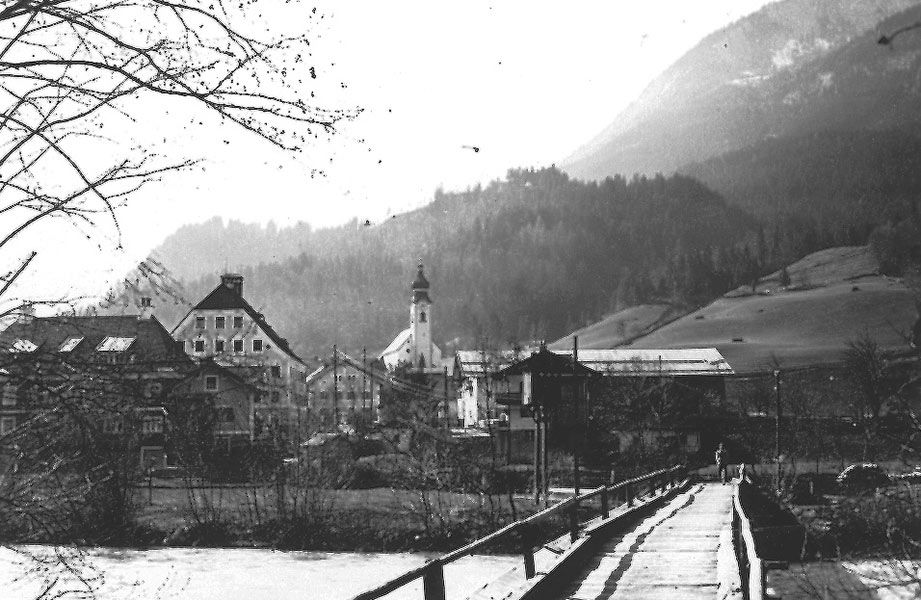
[4,484,551,553]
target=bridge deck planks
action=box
[552,483,734,600]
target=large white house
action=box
[172,274,308,406]
[380,262,444,373]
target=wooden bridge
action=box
[352,466,767,600]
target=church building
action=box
[380,262,444,373]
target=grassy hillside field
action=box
[548,304,681,350]
[556,247,917,373]
[627,247,916,372]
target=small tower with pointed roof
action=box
[410,261,433,369]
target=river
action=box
[0,546,519,600]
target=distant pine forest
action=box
[134,165,919,360]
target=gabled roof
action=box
[380,328,411,358]
[176,282,303,364]
[0,315,189,364]
[552,348,733,376]
[308,350,391,385]
[455,349,526,376]
[497,346,597,378]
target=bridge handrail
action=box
[732,484,765,600]
[351,464,687,600]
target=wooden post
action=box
[601,487,609,519]
[523,547,536,579]
[774,369,782,494]
[333,345,339,426]
[572,336,580,497]
[422,562,446,600]
[569,503,579,542]
[541,418,549,507]
[443,365,450,430]
[533,414,541,505]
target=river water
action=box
[0,546,519,600]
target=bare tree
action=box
[0,0,358,313]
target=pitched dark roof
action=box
[181,283,303,364]
[497,346,597,378]
[0,315,190,364]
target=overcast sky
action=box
[9,0,774,301]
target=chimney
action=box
[139,296,153,320]
[221,273,244,296]
[17,302,34,324]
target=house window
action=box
[420,311,427,323]
[215,316,225,329]
[96,336,136,352]
[59,337,84,352]
[2,384,16,407]
[233,316,243,328]
[142,416,164,434]
[271,391,280,403]
[271,365,281,378]
[252,339,263,352]
[194,340,205,353]
[0,416,15,434]
[205,375,219,391]
[215,339,225,353]
[233,339,244,352]
[195,316,205,329]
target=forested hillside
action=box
[679,130,921,253]
[139,168,765,359]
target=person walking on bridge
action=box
[715,442,728,484]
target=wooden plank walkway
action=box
[549,483,735,600]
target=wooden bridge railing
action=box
[731,484,765,600]
[351,464,687,600]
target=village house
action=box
[172,273,309,411]
[454,349,526,428]
[490,346,734,462]
[305,350,385,429]
[0,313,194,468]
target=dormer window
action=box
[10,339,37,353]
[96,337,136,352]
[59,337,83,352]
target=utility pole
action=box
[774,369,782,494]
[573,335,580,497]
[333,345,339,427]
[362,346,368,414]
[443,365,450,430]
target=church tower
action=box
[410,262,433,369]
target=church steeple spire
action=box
[411,260,431,303]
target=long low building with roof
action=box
[455,346,733,429]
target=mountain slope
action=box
[624,247,917,372]
[678,129,921,239]
[563,0,921,180]
[138,169,758,359]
